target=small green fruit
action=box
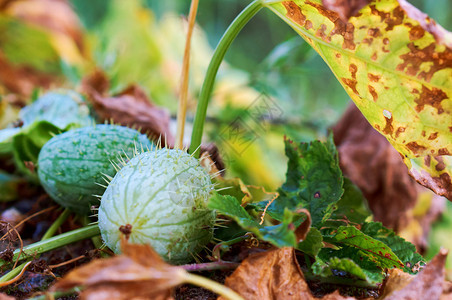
[37,124,153,215]
[98,149,215,264]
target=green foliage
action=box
[297,227,322,257]
[327,178,372,226]
[323,226,403,270]
[212,137,424,287]
[266,135,343,227]
[208,193,307,248]
[0,90,94,179]
[0,16,60,72]
[314,246,385,285]
[360,222,426,274]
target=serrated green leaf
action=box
[313,257,380,285]
[265,0,452,199]
[297,227,323,256]
[325,226,404,269]
[361,222,426,274]
[314,246,385,285]
[265,137,343,227]
[208,193,307,248]
[326,177,372,226]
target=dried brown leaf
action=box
[383,249,448,299]
[333,103,418,231]
[3,0,84,52]
[221,247,351,300]
[52,242,184,300]
[0,293,14,300]
[322,0,371,21]
[0,53,59,97]
[83,82,174,146]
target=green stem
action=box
[83,217,109,258]
[189,0,263,157]
[27,287,82,300]
[0,224,100,269]
[184,272,244,300]
[0,208,72,282]
[42,208,72,240]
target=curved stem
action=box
[42,208,72,240]
[184,272,244,300]
[0,224,100,269]
[0,208,72,283]
[189,0,263,157]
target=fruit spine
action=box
[98,149,216,264]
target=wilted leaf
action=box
[83,84,174,146]
[265,137,343,227]
[322,0,371,21]
[333,103,419,230]
[325,226,404,270]
[382,249,448,299]
[3,0,85,63]
[0,0,85,97]
[266,0,452,199]
[208,193,310,248]
[52,242,184,300]
[222,247,352,300]
[0,293,15,300]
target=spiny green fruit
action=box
[98,149,216,264]
[37,124,153,215]
[20,89,94,129]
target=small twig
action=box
[10,225,23,269]
[181,261,240,272]
[49,255,85,270]
[175,0,199,149]
[0,261,32,287]
[0,206,57,241]
[259,191,279,225]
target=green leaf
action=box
[361,222,426,274]
[325,226,404,270]
[314,246,385,285]
[265,136,343,227]
[12,121,62,179]
[265,0,452,199]
[297,227,323,256]
[312,257,382,285]
[325,178,372,226]
[208,193,306,248]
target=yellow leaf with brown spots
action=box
[265,0,452,199]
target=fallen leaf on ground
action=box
[82,80,174,146]
[52,241,184,300]
[382,249,448,299]
[333,103,418,231]
[0,293,14,300]
[221,247,352,300]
